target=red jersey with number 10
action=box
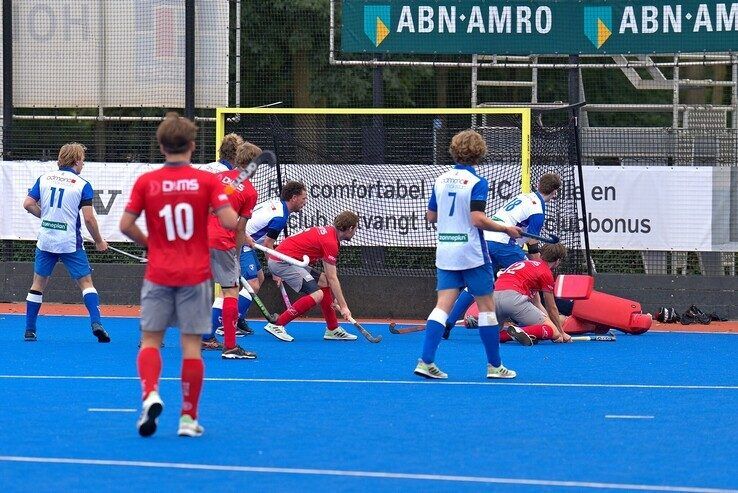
[125,164,231,286]
[208,170,257,250]
[275,226,340,265]
[494,259,555,297]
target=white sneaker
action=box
[487,363,517,379]
[177,414,204,437]
[323,327,358,341]
[414,359,448,379]
[264,323,294,342]
[137,391,164,437]
[505,324,534,346]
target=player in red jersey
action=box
[204,141,259,359]
[119,113,238,438]
[492,242,571,343]
[263,211,359,342]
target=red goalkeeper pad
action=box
[554,275,594,300]
[571,290,652,334]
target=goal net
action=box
[216,107,586,276]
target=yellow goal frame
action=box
[215,107,533,193]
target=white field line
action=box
[87,408,136,413]
[0,455,735,493]
[0,374,737,391]
[605,415,655,419]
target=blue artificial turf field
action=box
[0,313,737,492]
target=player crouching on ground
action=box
[22,142,110,343]
[480,242,571,344]
[263,211,360,342]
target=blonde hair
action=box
[219,133,244,162]
[234,141,262,168]
[156,112,198,154]
[540,243,567,263]
[333,210,359,231]
[449,130,487,165]
[58,143,86,168]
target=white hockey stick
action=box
[252,243,309,268]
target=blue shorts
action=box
[34,248,92,280]
[436,264,494,296]
[488,241,527,275]
[239,249,262,280]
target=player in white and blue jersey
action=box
[414,130,522,380]
[195,132,243,174]
[22,143,110,342]
[443,173,561,339]
[235,181,308,328]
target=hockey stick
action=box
[240,277,278,324]
[570,332,617,342]
[521,231,560,244]
[348,316,382,343]
[84,238,147,263]
[389,322,425,334]
[278,282,292,309]
[252,243,310,268]
[224,150,276,195]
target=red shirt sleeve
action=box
[125,175,146,216]
[321,229,339,265]
[208,173,230,211]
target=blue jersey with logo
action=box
[484,191,546,245]
[28,168,94,254]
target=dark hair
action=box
[280,181,307,201]
[156,112,197,154]
[538,173,562,195]
[540,243,567,263]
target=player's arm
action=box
[541,290,570,342]
[235,216,254,250]
[524,213,545,259]
[23,196,41,218]
[216,206,238,231]
[323,261,351,320]
[426,185,438,223]
[81,205,108,251]
[119,211,148,248]
[24,178,42,218]
[468,179,522,237]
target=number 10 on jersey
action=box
[159,203,194,241]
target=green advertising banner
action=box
[342,0,738,54]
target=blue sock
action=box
[421,309,448,363]
[82,288,101,325]
[238,287,252,320]
[26,291,42,330]
[479,325,501,367]
[206,298,223,340]
[446,289,475,327]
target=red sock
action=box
[276,295,317,326]
[222,296,238,349]
[137,347,161,400]
[499,330,512,343]
[319,287,339,330]
[523,324,555,340]
[181,358,204,419]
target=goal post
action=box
[213,106,585,276]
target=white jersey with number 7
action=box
[429,165,490,271]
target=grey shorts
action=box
[210,248,239,287]
[267,259,320,295]
[493,290,547,327]
[140,279,212,334]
